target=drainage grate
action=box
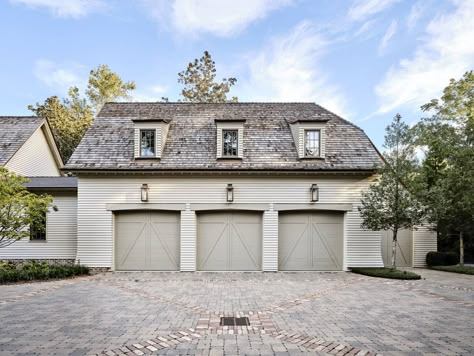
[220,317,250,326]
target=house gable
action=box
[0,117,63,177]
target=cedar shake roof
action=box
[0,116,44,165]
[65,102,383,172]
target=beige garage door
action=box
[279,211,343,271]
[381,229,412,267]
[115,211,180,271]
[197,211,262,271]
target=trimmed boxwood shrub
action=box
[0,260,89,284]
[426,251,458,266]
[350,267,421,280]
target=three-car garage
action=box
[113,210,344,271]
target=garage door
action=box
[381,229,412,267]
[197,211,262,271]
[115,211,180,271]
[279,211,343,271]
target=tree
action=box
[29,64,136,161]
[178,51,238,103]
[29,88,94,161]
[413,71,474,265]
[0,167,53,248]
[359,114,425,270]
[86,64,136,114]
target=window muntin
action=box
[222,129,238,157]
[304,130,320,157]
[140,129,156,157]
[30,212,46,241]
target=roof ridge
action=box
[103,101,318,105]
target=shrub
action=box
[426,251,458,266]
[0,260,89,284]
[350,267,421,280]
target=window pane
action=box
[30,212,46,241]
[141,130,155,157]
[223,130,238,157]
[305,130,320,157]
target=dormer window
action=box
[140,129,156,157]
[223,129,238,157]
[304,129,320,157]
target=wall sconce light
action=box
[310,184,319,202]
[141,184,149,202]
[227,184,234,202]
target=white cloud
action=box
[132,85,169,102]
[375,1,474,115]
[238,21,348,118]
[378,20,397,54]
[10,0,105,18]
[142,0,292,37]
[348,0,399,22]
[33,60,86,93]
[407,2,424,30]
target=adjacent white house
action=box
[0,105,437,270]
[0,117,77,261]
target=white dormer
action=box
[133,119,170,159]
[215,120,245,159]
[289,121,327,159]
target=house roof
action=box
[65,102,383,172]
[25,177,78,191]
[0,116,44,165]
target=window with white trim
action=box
[304,129,320,157]
[222,129,238,157]
[30,211,46,241]
[140,129,156,157]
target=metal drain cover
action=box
[220,317,250,326]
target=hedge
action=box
[0,260,89,283]
[350,267,421,280]
[426,251,458,266]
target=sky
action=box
[1,0,473,148]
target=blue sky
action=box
[1,0,473,148]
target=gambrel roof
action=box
[65,102,383,172]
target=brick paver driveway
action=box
[0,269,473,356]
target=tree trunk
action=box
[391,229,398,271]
[460,231,464,266]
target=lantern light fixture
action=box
[227,184,234,202]
[141,183,149,202]
[310,184,319,202]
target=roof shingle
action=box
[65,102,382,172]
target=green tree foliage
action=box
[413,71,474,265]
[359,114,425,269]
[0,167,53,248]
[86,64,136,113]
[29,64,136,161]
[178,51,238,103]
[29,88,94,161]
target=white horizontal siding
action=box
[0,193,77,260]
[76,175,382,268]
[5,126,61,177]
[180,207,196,271]
[413,226,437,267]
[263,209,278,272]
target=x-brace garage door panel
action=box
[279,211,343,271]
[381,229,412,267]
[197,211,262,271]
[115,211,180,271]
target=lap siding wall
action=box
[76,175,384,269]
